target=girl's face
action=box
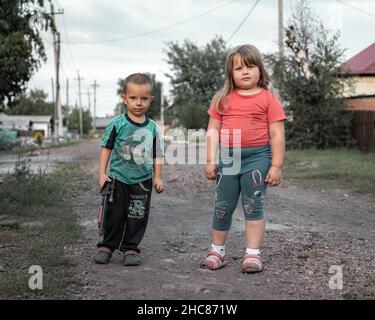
[232,55,260,90]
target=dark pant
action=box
[97,178,152,253]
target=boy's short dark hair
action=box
[123,73,153,93]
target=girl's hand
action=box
[153,177,164,193]
[265,166,282,187]
[204,163,217,180]
[98,174,112,192]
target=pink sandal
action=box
[200,251,228,270]
[242,254,262,273]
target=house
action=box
[0,113,52,138]
[94,116,113,131]
[338,42,375,151]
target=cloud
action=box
[29,0,375,117]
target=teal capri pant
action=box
[212,145,271,231]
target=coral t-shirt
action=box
[208,89,286,148]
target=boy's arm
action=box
[98,147,112,192]
[153,157,163,193]
[266,121,285,186]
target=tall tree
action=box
[165,36,227,129]
[116,73,164,120]
[0,0,54,109]
[265,0,353,149]
[67,108,92,135]
[5,88,53,115]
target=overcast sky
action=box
[28,0,375,117]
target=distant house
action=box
[0,113,52,138]
[338,43,375,151]
[94,116,113,131]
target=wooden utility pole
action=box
[51,78,55,105]
[87,88,91,112]
[49,2,64,140]
[91,80,99,131]
[66,78,69,110]
[75,70,84,136]
[278,0,284,61]
[65,78,69,128]
[160,82,164,134]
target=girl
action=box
[201,44,286,273]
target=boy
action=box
[94,73,164,266]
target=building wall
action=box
[33,123,50,137]
[343,76,375,97]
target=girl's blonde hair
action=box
[211,44,270,113]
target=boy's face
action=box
[122,83,153,117]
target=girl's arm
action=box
[98,147,112,191]
[205,117,221,180]
[266,121,285,186]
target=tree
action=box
[67,108,92,135]
[165,36,228,129]
[116,73,165,120]
[5,89,53,115]
[0,0,54,109]
[265,0,352,149]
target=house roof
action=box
[339,43,375,75]
[95,116,113,128]
[0,113,51,130]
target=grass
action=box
[0,158,91,299]
[284,148,375,196]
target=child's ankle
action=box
[98,247,112,254]
[245,248,260,256]
[211,243,225,257]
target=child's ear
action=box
[121,93,126,102]
[150,95,154,102]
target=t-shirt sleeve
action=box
[153,125,164,158]
[207,104,222,121]
[100,118,117,149]
[268,94,287,124]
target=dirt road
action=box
[47,140,375,299]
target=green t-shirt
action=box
[100,113,164,185]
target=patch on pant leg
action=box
[243,204,254,214]
[215,209,226,219]
[215,172,223,199]
[251,169,263,188]
[128,194,148,219]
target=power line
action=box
[336,0,375,19]
[62,0,237,44]
[54,0,77,69]
[61,9,77,68]
[226,0,260,43]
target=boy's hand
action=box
[153,177,164,193]
[98,174,112,192]
[265,166,282,187]
[204,163,217,180]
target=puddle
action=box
[0,154,72,175]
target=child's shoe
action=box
[242,254,262,273]
[93,249,112,264]
[123,250,141,266]
[200,251,228,270]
